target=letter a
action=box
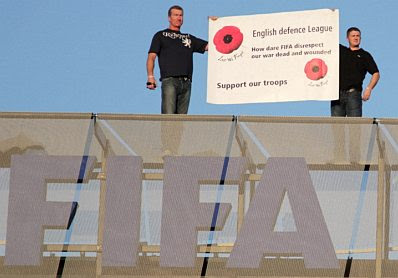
[227,157,338,269]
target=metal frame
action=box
[1,112,398,277]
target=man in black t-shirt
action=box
[146,5,208,114]
[332,27,380,117]
[331,27,380,164]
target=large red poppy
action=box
[304,58,328,80]
[213,26,243,54]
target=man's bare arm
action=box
[146,52,157,90]
[362,72,380,101]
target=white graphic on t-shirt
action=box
[162,32,188,40]
[162,31,192,48]
[182,37,191,48]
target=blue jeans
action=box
[331,88,362,117]
[161,77,192,114]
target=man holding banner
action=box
[330,27,380,164]
[146,5,209,157]
[332,27,380,117]
[146,5,208,114]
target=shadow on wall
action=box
[0,133,46,167]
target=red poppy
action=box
[304,58,328,80]
[213,26,243,54]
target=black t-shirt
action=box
[148,29,208,79]
[339,44,379,91]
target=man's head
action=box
[346,27,361,49]
[168,5,183,31]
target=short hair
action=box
[346,27,361,37]
[168,5,183,17]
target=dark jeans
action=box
[331,88,362,117]
[161,77,192,114]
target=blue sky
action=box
[0,0,395,117]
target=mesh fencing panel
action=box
[0,113,397,277]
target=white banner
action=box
[207,9,339,104]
